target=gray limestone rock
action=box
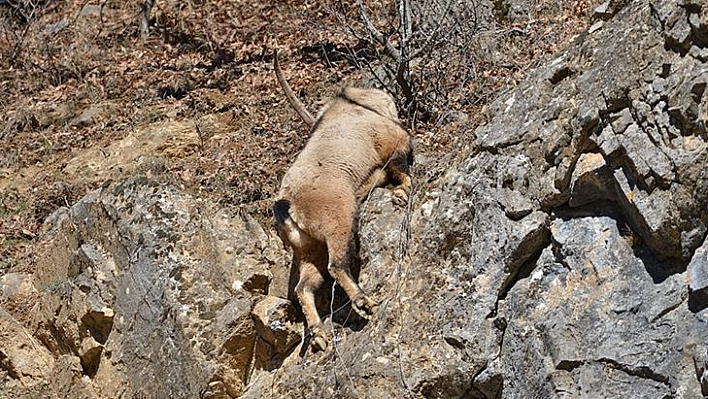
[4,0,708,397]
[241,0,708,396]
[9,177,292,397]
[689,236,708,312]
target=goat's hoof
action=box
[391,188,409,207]
[310,325,327,352]
[353,294,378,316]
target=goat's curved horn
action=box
[274,50,315,126]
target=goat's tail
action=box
[273,199,291,224]
[273,199,303,248]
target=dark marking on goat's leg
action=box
[294,257,327,351]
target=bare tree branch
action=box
[355,0,401,61]
[409,0,455,60]
[140,0,155,41]
[319,0,484,123]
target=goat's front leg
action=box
[355,168,388,203]
[386,148,413,207]
[389,170,412,207]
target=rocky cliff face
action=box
[1,178,294,398]
[2,0,708,397]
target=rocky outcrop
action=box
[0,178,295,397]
[1,0,708,397]
[243,0,708,397]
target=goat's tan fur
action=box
[273,52,413,351]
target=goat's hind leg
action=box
[293,250,328,351]
[326,227,377,317]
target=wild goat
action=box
[272,52,413,351]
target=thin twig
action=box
[329,281,360,397]
[394,176,415,393]
[408,0,456,60]
[355,0,401,61]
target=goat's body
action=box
[274,68,413,351]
